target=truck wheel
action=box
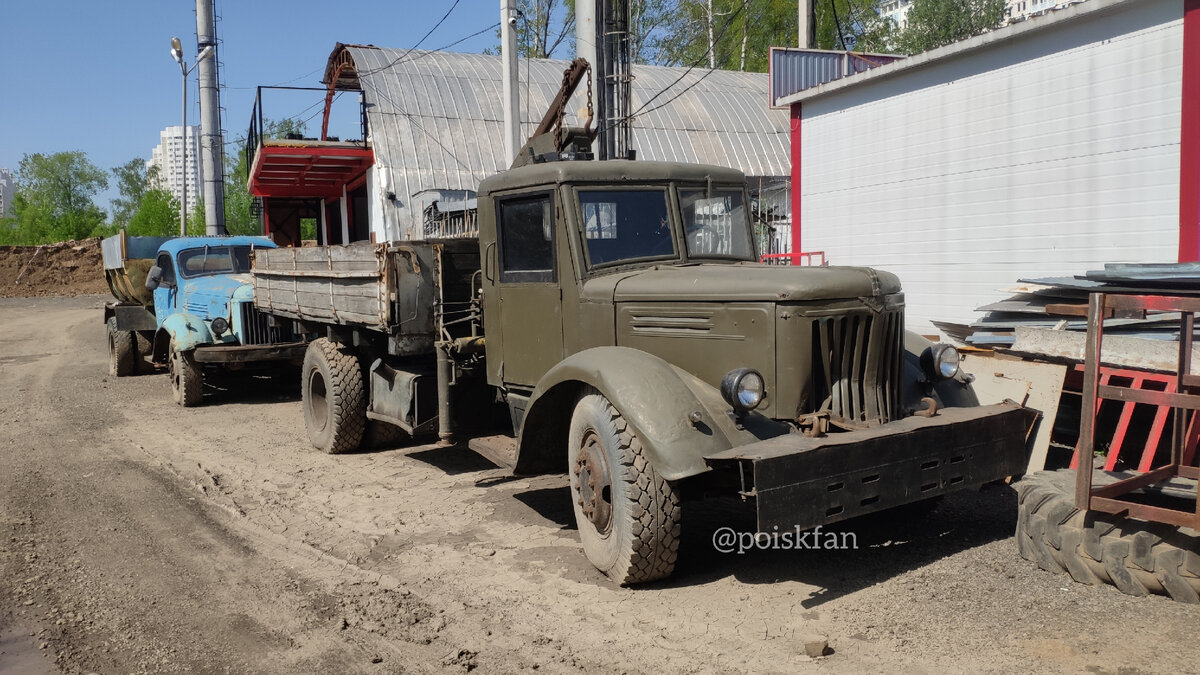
[1015,469,1200,603]
[134,331,154,373]
[302,338,366,454]
[107,317,136,377]
[169,342,203,407]
[567,388,681,585]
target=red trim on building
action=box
[1180,0,1200,262]
[790,103,803,264]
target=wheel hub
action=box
[574,431,613,534]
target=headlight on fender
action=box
[211,316,229,337]
[721,368,765,413]
[921,343,961,381]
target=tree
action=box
[110,158,151,228]
[657,0,799,72]
[894,0,1005,54]
[125,188,180,237]
[4,151,109,244]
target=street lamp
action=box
[170,37,214,236]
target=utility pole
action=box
[596,0,633,160]
[575,0,599,156]
[501,0,521,163]
[798,0,815,49]
[196,0,225,235]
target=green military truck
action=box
[251,159,1035,584]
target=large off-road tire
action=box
[301,338,366,454]
[107,317,136,377]
[169,342,203,407]
[567,388,681,585]
[134,331,154,374]
[1015,469,1200,603]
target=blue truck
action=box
[101,232,307,406]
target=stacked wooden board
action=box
[937,263,1200,348]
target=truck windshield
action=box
[679,188,755,261]
[578,189,674,266]
[177,246,255,278]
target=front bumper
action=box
[704,403,1037,532]
[192,341,307,364]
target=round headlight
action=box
[921,343,961,381]
[720,368,766,413]
[211,316,229,336]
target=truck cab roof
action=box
[479,159,746,194]
[157,236,276,257]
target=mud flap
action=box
[704,404,1038,532]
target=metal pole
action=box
[576,0,598,156]
[798,0,815,49]
[196,0,225,235]
[501,0,521,162]
[180,64,188,237]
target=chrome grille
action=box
[812,309,903,427]
[239,302,293,345]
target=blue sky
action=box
[0,1,506,209]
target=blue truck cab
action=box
[143,236,306,406]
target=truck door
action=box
[152,251,178,327]
[493,192,564,388]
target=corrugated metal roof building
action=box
[771,0,1199,334]
[325,46,790,241]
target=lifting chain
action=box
[555,62,594,151]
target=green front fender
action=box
[159,313,215,352]
[516,347,789,480]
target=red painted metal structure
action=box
[1076,292,1200,530]
[1181,0,1200,262]
[1069,365,1197,473]
[789,104,803,264]
[248,144,373,200]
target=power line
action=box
[595,0,750,138]
[357,0,462,76]
[830,0,847,50]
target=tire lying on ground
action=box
[1015,469,1200,603]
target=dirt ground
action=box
[1,294,1198,674]
[0,240,109,298]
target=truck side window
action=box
[156,252,176,287]
[498,195,555,282]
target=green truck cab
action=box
[252,159,1035,585]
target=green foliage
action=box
[125,189,181,237]
[812,0,897,53]
[658,0,799,72]
[110,158,150,228]
[0,151,110,244]
[894,0,1005,54]
[300,218,318,241]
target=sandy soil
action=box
[0,240,109,298]
[1,294,1198,674]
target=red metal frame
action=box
[1068,365,1189,473]
[790,103,803,265]
[1181,0,1200,262]
[248,145,374,200]
[1076,292,1200,530]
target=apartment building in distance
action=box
[147,125,201,213]
[0,168,14,219]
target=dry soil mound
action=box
[0,238,109,298]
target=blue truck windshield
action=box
[177,246,255,278]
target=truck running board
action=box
[704,404,1038,533]
[467,435,519,470]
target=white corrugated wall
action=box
[799,0,1184,333]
